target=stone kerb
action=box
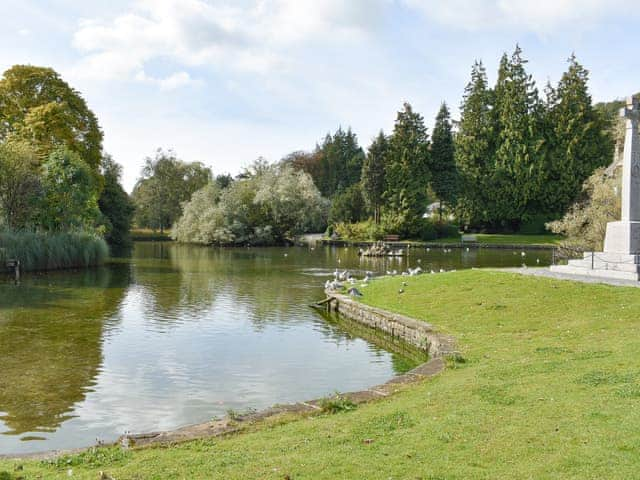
[325,291,456,359]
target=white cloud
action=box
[71,0,385,83]
[404,0,638,34]
[135,70,200,90]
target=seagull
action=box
[348,287,363,297]
[402,281,408,287]
[536,258,540,264]
[521,251,526,257]
[398,288,405,294]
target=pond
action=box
[0,242,552,454]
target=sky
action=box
[1,0,639,192]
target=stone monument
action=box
[551,96,640,281]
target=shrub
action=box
[0,231,108,271]
[519,214,554,234]
[434,221,460,239]
[418,219,437,241]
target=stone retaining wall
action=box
[326,292,456,358]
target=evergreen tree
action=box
[316,127,364,198]
[385,103,431,237]
[493,45,542,230]
[541,54,614,216]
[455,61,497,227]
[361,131,388,224]
[429,103,457,221]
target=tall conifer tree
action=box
[455,61,496,227]
[385,103,431,236]
[493,45,542,229]
[429,103,457,221]
[541,54,614,216]
[361,131,388,224]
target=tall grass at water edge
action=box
[0,231,108,271]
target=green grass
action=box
[0,231,108,271]
[437,233,563,246]
[3,270,640,478]
[130,228,172,241]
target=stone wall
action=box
[326,293,456,358]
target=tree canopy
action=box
[173,161,328,245]
[0,65,103,172]
[132,149,211,232]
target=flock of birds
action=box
[322,247,542,297]
[324,263,458,297]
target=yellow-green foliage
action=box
[547,167,621,251]
[0,231,108,271]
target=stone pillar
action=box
[603,97,640,255]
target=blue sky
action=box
[2,0,639,191]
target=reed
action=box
[0,231,108,271]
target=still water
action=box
[0,242,552,454]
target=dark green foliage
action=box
[418,219,437,241]
[429,103,457,220]
[39,147,100,231]
[317,127,364,198]
[493,46,542,230]
[286,129,364,199]
[539,55,614,216]
[385,103,431,237]
[132,149,211,232]
[0,230,108,271]
[214,173,233,190]
[0,140,41,229]
[98,155,135,246]
[361,131,388,224]
[456,48,613,232]
[455,61,496,228]
[329,183,367,224]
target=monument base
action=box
[550,251,640,281]
[603,221,640,254]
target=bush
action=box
[0,231,108,271]
[434,221,460,239]
[333,220,387,241]
[328,184,367,224]
[418,219,437,241]
[519,214,554,235]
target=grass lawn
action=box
[437,233,563,246]
[130,228,172,241]
[2,270,639,479]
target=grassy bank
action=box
[130,228,172,242]
[439,233,563,246]
[0,231,108,271]
[328,233,563,247]
[2,270,639,478]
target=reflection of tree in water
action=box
[0,264,130,436]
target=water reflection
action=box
[0,243,551,454]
